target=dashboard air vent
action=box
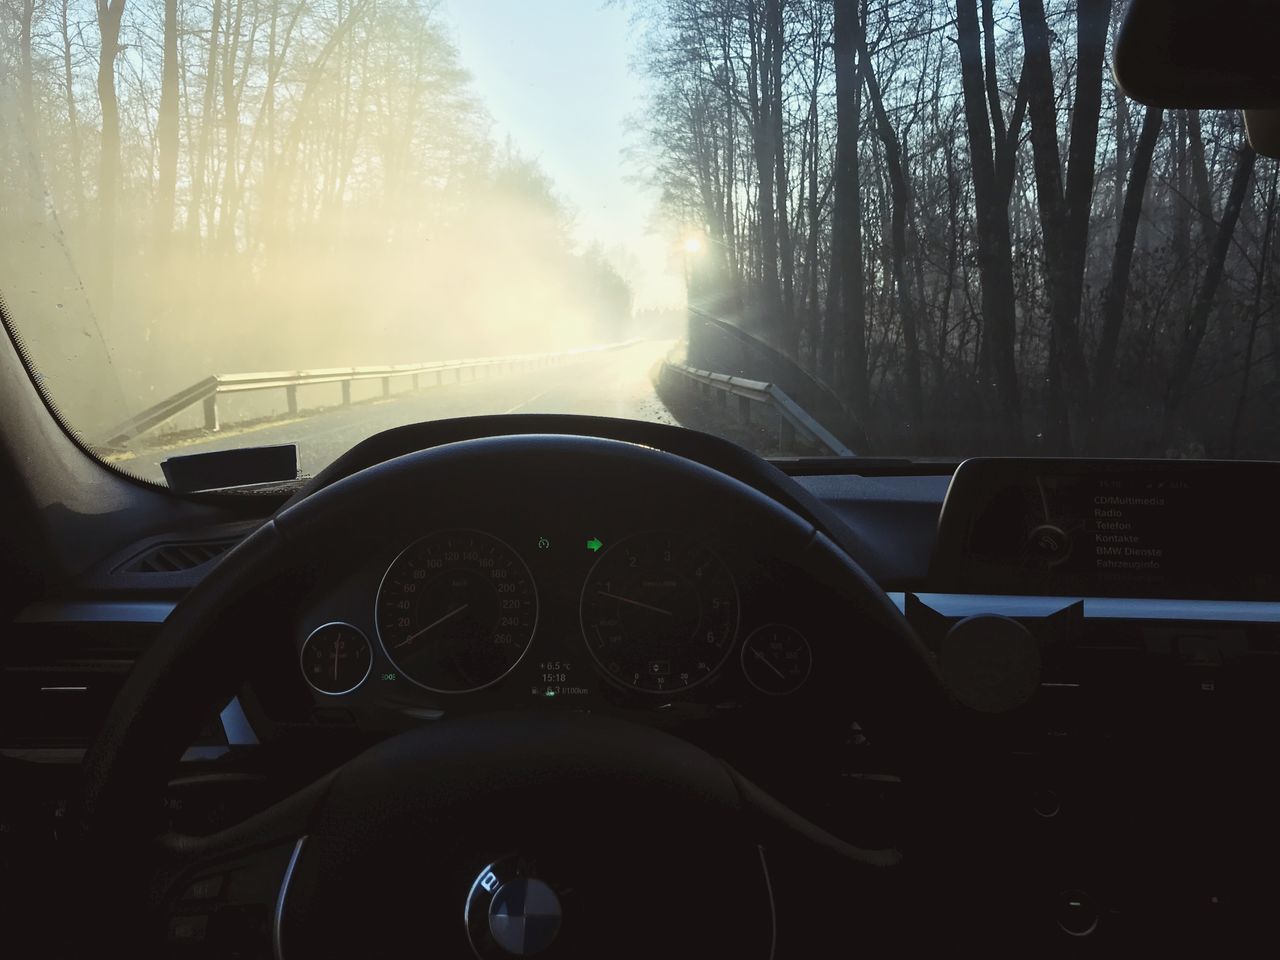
[120,538,240,573]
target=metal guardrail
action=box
[100,340,638,448]
[661,359,855,456]
[686,303,867,452]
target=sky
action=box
[443,0,685,311]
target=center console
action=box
[899,459,1280,948]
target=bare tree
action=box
[1019,0,1111,451]
[856,6,922,439]
[1163,142,1258,445]
[96,0,126,320]
[826,0,867,420]
[154,0,179,240]
[1092,104,1163,440]
[955,0,1022,447]
[57,0,85,220]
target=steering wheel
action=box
[77,433,957,958]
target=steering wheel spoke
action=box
[147,772,332,957]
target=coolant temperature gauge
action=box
[740,624,812,696]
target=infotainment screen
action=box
[931,460,1280,599]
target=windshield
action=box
[1,1,1277,486]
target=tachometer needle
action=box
[396,604,470,647]
[597,591,673,616]
[752,647,788,680]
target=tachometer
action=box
[580,532,739,693]
[375,530,537,693]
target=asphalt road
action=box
[116,340,679,484]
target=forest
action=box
[0,0,633,437]
[635,0,1280,457]
[2,1,1278,459]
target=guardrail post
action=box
[455,368,462,383]
[738,395,751,423]
[412,374,420,391]
[286,385,298,416]
[341,381,351,405]
[203,394,219,432]
[779,413,795,451]
[381,376,391,398]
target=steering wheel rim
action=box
[78,434,954,956]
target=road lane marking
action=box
[501,390,552,415]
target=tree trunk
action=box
[155,0,180,241]
[1187,110,1216,242]
[1019,0,1111,452]
[768,0,795,353]
[59,0,86,221]
[218,0,247,248]
[747,1,783,333]
[18,0,37,142]
[1114,83,1130,226]
[826,0,868,425]
[1172,112,1190,268]
[856,14,923,440]
[1162,142,1258,446]
[1229,165,1279,456]
[955,0,1022,447]
[16,0,44,214]
[188,0,224,240]
[804,61,821,370]
[241,0,304,254]
[96,0,127,323]
[937,137,960,397]
[1091,105,1163,443]
[980,0,1005,147]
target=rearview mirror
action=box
[1114,0,1280,110]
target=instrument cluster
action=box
[295,526,819,712]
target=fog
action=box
[0,0,646,443]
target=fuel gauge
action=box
[740,624,812,696]
[301,622,372,695]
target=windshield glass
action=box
[1,1,1277,485]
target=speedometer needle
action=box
[597,591,673,616]
[396,604,470,647]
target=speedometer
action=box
[375,530,537,693]
[580,532,739,693]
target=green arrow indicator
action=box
[586,537,603,553]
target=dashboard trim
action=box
[220,696,260,746]
[273,836,307,960]
[15,600,174,624]
[890,593,1280,622]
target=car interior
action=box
[4,1,1280,958]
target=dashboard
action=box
[6,448,1280,954]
